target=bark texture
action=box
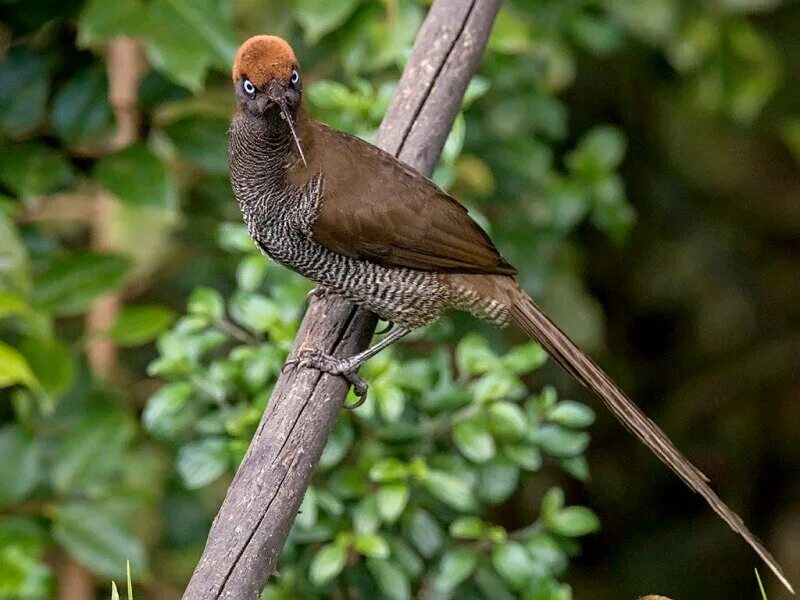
[183,1,502,597]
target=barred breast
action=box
[228,112,508,329]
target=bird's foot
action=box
[283,348,368,407]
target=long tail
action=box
[510,288,793,594]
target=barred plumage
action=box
[228,110,508,330]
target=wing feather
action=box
[305,123,516,275]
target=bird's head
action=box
[232,35,302,119]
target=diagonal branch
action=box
[182,1,502,597]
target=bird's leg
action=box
[285,327,410,406]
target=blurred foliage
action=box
[149,223,598,599]
[0,0,797,598]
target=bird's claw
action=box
[376,320,394,335]
[283,347,368,408]
[306,286,333,303]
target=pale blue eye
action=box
[243,79,255,95]
[290,70,300,87]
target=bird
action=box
[227,35,793,593]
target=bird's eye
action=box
[290,69,300,89]
[243,78,256,95]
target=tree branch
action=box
[183,1,501,597]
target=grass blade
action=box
[756,568,768,600]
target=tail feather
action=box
[510,288,793,594]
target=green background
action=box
[0,0,798,598]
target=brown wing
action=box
[301,122,516,275]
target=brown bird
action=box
[228,35,792,593]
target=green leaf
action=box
[591,175,634,243]
[296,0,360,43]
[376,384,406,422]
[78,0,148,46]
[144,0,238,91]
[369,458,408,482]
[353,495,380,535]
[474,567,515,600]
[218,223,255,253]
[0,213,31,296]
[51,502,146,579]
[567,125,627,176]
[51,67,114,146]
[545,506,600,537]
[0,426,43,505]
[570,14,625,56]
[108,304,175,346]
[354,533,389,559]
[456,334,497,376]
[188,286,225,321]
[143,382,198,440]
[376,483,409,523]
[434,548,476,592]
[488,401,527,440]
[0,342,39,391]
[492,541,534,590]
[0,293,28,319]
[477,462,519,505]
[32,251,132,316]
[329,466,369,498]
[546,178,589,232]
[535,425,590,457]
[488,7,533,54]
[523,532,567,573]
[366,557,410,600]
[471,371,525,404]
[294,488,322,533]
[450,516,485,540]
[423,471,476,511]
[502,343,547,374]
[95,144,176,208]
[18,337,74,400]
[163,117,229,174]
[319,419,354,470]
[385,536,423,579]
[453,417,496,463]
[0,143,74,200]
[402,509,443,558]
[559,456,590,481]
[111,581,120,600]
[315,489,344,517]
[236,255,268,292]
[0,48,50,137]
[82,0,235,91]
[53,410,134,494]
[547,401,595,428]
[0,517,51,599]
[345,1,422,73]
[541,488,565,522]
[176,438,229,488]
[309,542,347,586]
[229,292,281,334]
[503,444,542,471]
